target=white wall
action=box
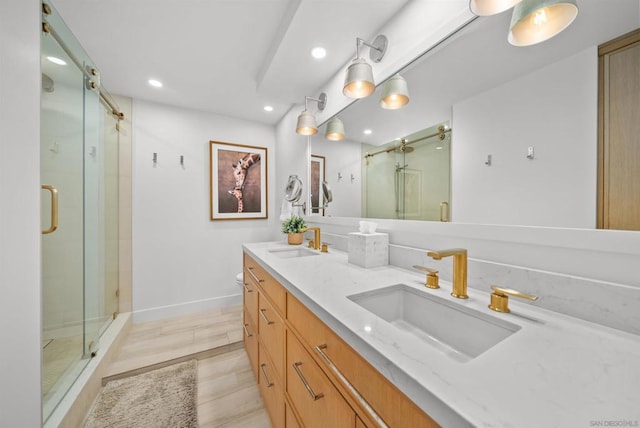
[132,100,279,321]
[452,47,597,228]
[0,0,43,426]
[309,137,361,218]
[275,106,309,219]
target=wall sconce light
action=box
[325,117,345,141]
[343,35,388,99]
[296,93,327,136]
[508,0,578,46]
[379,74,410,110]
[469,0,523,16]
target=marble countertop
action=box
[243,241,640,428]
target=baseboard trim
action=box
[132,294,242,323]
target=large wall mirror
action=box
[310,0,639,229]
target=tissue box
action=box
[348,232,389,268]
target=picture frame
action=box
[310,154,326,216]
[210,141,267,220]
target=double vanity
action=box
[243,241,640,427]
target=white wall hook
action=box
[485,154,492,166]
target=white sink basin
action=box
[268,247,320,259]
[348,284,520,362]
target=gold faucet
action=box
[427,248,468,299]
[301,227,321,250]
[488,285,538,313]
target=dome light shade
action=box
[469,0,523,16]
[343,58,375,99]
[380,74,410,110]
[325,117,345,141]
[296,110,318,135]
[508,0,578,46]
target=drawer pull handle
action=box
[292,362,324,401]
[247,266,264,283]
[242,282,253,293]
[259,308,275,325]
[243,323,253,338]
[260,363,274,387]
[315,344,388,428]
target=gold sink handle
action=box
[489,285,538,313]
[412,265,440,289]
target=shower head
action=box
[42,73,54,93]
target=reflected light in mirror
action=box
[508,0,578,46]
[325,117,345,141]
[380,74,410,110]
[469,0,523,16]
[296,110,318,135]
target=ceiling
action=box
[50,0,411,125]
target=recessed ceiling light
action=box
[263,105,274,112]
[436,146,443,150]
[363,129,372,135]
[46,56,66,65]
[311,46,327,59]
[148,79,163,88]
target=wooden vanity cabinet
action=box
[286,330,355,428]
[258,292,285,380]
[287,294,438,428]
[258,343,284,427]
[243,252,437,428]
[242,307,259,380]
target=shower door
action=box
[363,123,451,221]
[41,2,119,422]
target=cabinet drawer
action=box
[258,344,284,427]
[242,268,258,326]
[244,253,285,313]
[287,294,438,428]
[243,307,258,381]
[286,330,355,428]
[258,293,284,381]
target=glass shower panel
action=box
[41,32,88,419]
[362,122,451,221]
[83,68,102,356]
[102,108,120,331]
[41,1,120,421]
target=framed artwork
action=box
[310,154,325,216]
[210,141,267,220]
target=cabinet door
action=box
[598,29,640,230]
[258,344,284,427]
[285,401,301,428]
[356,415,367,428]
[242,267,258,327]
[258,293,284,381]
[243,307,259,381]
[286,331,355,428]
[245,253,286,312]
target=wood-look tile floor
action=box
[103,305,271,427]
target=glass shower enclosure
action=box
[362,123,451,221]
[41,2,120,422]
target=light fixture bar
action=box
[356,35,388,63]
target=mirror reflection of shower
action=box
[363,122,451,221]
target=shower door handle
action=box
[41,184,59,234]
[440,201,449,222]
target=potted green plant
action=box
[282,215,307,245]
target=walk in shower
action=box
[362,123,451,221]
[41,2,121,422]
